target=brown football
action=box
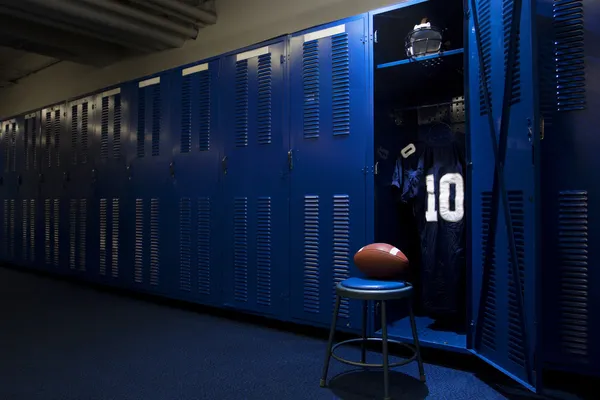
[353,243,410,279]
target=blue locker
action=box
[0,118,18,264]
[39,104,68,274]
[94,87,127,287]
[65,95,98,279]
[126,73,176,295]
[467,0,540,390]
[220,39,290,317]
[536,0,600,377]
[169,59,222,306]
[288,17,369,330]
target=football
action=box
[353,243,410,279]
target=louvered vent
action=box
[480,191,497,351]
[332,33,350,136]
[29,200,35,261]
[478,0,493,115]
[101,97,109,159]
[53,109,61,167]
[181,75,192,153]
[44,199,51,264]
[111,198,119,278]
[53,199,59,266]
[3,124,8,172]
[198,197,211,295]
[135,199,144,283]
[152,86,161,157]
[70,199,78,270]
[257,53,273,145]
[150,198,160,285]
[303,195,320,314]
[180,197,192,291]
[507,191,526,367]
[256,197,272,307]
[0,200,5,256]
[137,89,146,158]
[71,105,78,164]
[303,40,320,139]
[45,112,52,167]
[198,70,211,151]
[24,119,30,170]
[235,60,249,147]
[79,199,87,271]
[503,0,521,105]
[99,198,107,276]
[8,199,14,257]
[81,103,89,164]
[10,123,16,172]
[332,195,351,318]
[22,200,28,261]
[113,95,122,159]
[557,190,589,360]
[234,197,248,302]
[29,117,37,170]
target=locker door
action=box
[467,0,540,391]
[128,74,175,295]
[40,105,67,273]
[0,119,18,263]
[66,96,98,279]
[170,60,222,305]
[289,16,369,330]
[221,39,290,318]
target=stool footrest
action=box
[330,338,417,369]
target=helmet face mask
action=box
[405,18,444,60]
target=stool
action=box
[319,277,425,400]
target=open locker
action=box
[368,0,540,391]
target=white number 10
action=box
[425,173,464,223]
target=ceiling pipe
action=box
[77,0,198,39]
[145,0,217,25]
[19,0,186,48]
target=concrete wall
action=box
[0,0,402,118]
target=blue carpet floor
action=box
[0,267,512,400]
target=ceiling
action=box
[0,0,216,88]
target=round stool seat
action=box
[336,277,413,301]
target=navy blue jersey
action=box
[392,123,466,315]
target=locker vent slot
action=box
[45,112,52,167]
[181,75,192,153]
[152,86,161,156]
[150,198,160,285]
[137,89,146,158]
[111,198,119,278]
[8,199,14,257]
[235,60,249,147]
[333,195,351,318]
[70,199,78,270]
[29,200,35,261]
[135,199,144,283]
[554,0,586,111]
[10,123,16,172]
[24,119,30,170]
[557,190,588,360]
[331,33,350,136]
[198,69,211,151]
[478,0,492,115]
[79,199,87,271]
[257,53,273,145]
[81,103,89,164]
[53,199,59,266]
[44,199,51,264]
[22,200,28,261]
[480,191,497,351]
[198,197,211,295]
[180,197,192,291]
[503,0,521,105]
[99,199,107,276]
[101,96,109,159]
[30,118,37,170]
[303,195,320,314]
[2,124,8,172]
[234,197,248,302]
[256,197,272,307]
[54,109,61,168]
[303,40,320,139]
[71,105,78,164]
[113,95,122,159]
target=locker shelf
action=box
[376,316,468,354]
[377,48,464,69]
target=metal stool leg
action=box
[381,300,391,400]
[361,300,368,364]
[408,298,426,382]
[320,294,341,388]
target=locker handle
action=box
[221,156,228,175]
[288,149,293,171]
[169,162,175,178]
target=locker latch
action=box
[169,162,175,178]
[221,156,228,175]
[287,149,293,171]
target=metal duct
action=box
[145,0,217,25]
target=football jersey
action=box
[392,123,466,315]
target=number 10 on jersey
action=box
[425,173,465,223]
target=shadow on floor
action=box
[328,369,429,400]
